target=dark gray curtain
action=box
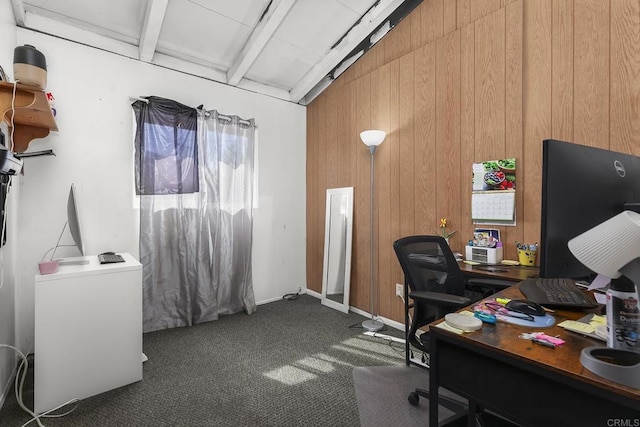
[132,98,256,333]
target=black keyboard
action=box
[98,253,125,264]
[519,278,598,309]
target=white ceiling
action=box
[9,0,421,104]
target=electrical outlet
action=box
[396,283,404,298]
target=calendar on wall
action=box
[471,158,516,226]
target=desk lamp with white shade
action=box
[567,210,640,388]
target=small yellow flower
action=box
[437,218,456,239]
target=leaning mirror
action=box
[321,187,354,314]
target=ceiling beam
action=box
[10,0,25,26]
[289,0,405,103]
[139,0,169,62]
[226,0,296,86]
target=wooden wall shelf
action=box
[0,81,58,153]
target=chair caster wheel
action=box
[408,392,419,406]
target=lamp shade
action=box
[360,130,386,147]
[568,210,640,278]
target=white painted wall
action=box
[10,30,307,357]
[0,0,19,407]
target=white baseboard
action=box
[305,289,321,298]
[305,290,404,332]
[257,289,308,306]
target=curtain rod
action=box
[131,97,256,127]
[204,111,256,128]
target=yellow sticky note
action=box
[558,320,595,334]
[589,315,606,326]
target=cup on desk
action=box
[38,260,58,275]
[517,248,536,266]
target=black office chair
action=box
[393,235,512,411]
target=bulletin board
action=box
[471,158,516,226]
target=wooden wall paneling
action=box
[459,23,475,251]
[409,8,423,51]
[474,8,506,161]
[375,37,388,69]
[551,0,574,142]
[349,82,359,190]
[389,59,403,320]
[435,32,462,249]
[384,18,403,65]
[319,95,330,293]
[340,63,356,86]
[306,101,320,292]
[421,0,444,46]
[472,0,503,22]
[354,74,373,312]
[458,0,472,29]
[373,65,394,319]
[523,0,552,245]
[306,0,640,323]
[474,8,508,252]
[370,70,382,314]
[610,0,640,156]
[503,0,524,260]
[351,56,364,81]
[360,44,380,76]
[317,94,329,292]
[325,87,339,190]
[443,0,457,35]
[399,52,417,238]
[414,43,437,235]
[394,12,413,59]
[336,81,352,187]
[349,80,360,304]
[573,0,610,149]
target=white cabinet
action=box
[34,253,142,414]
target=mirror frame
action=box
[321,187,354,314]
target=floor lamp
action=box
[360,130,386,332]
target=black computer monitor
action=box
[540,139,640,279]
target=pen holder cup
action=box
[517,249,536,266]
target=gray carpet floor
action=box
[0,294,406,426]
[353,365,466,427]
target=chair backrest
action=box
[393,235,468,339]
[393,235,466,297]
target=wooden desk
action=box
[428,285,640,427]
[458,261,539,282]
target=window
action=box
[132,97,198,195]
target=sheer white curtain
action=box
[133,97,256,333]
[198,109,257,320]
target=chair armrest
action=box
[409,290,471,308]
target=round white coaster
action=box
[444,313,483,332]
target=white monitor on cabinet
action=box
[53,183,89,265]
